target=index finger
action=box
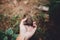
[33,22,37,28]
[20,17,27,25]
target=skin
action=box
[16,17,37,40]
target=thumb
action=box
[20,17,27,25]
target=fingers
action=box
[20,17,27,25]
[33,22,37,28]
[19,17,27,32]
[33,22,37,30]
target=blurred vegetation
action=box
[1,0,60,40]
[0,0,50,40]
[0,11,49,40]
[0,14,20,40]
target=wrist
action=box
[25,38,29,40]
[24,36,30,40]
[20,35,28,40]
[20,34,29,40]
[20,34,25,38]
[17,34,25,40]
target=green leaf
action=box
[5,28,13,35]
[3,36,8,40]
[12,34,18,38]
[12,34,18,40]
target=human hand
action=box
[20,17,37,40]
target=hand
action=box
[20,17,37,40]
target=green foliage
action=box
[0,27,18,40]
[3,36,8,40]
[5,28,13,35]
[0,13,47,40]
[0,14,19,40]
[0,29,18,40]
